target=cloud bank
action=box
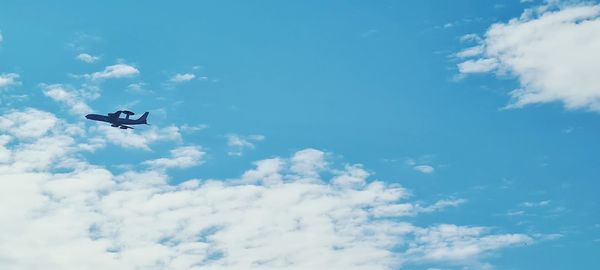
[0,108,533,270]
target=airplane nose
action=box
[85,114,92,119]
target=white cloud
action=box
[241,158,285,185]
[457,58,498,73]
[506,210,526,216]
[0,108,537,270]
[76,53,100,63]
[457,3,600,111]
[0,109,87,171]
[454,44,484,58]
[226,133,265,156]
[180,124,209,133]
[520,200,550,207]
[41,84,98,115]
[127,83,143,91]
[460,33,482,43]
[406,225,532,263]
[290,148,327,178]
[0,31,3,44]
[0,108,59,140]
[423,198,467,212]
[414,165,435,174]
[143,146,205,170]
[170,73,195,82]
[90,125,182,151]
[372,199,466,217]
[86,64,139,80]
[0,73,20,88]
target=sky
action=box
[0,0,599,269]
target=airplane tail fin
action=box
[137,112,149,124]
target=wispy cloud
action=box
[180,124,209,133]
[414,165,435,174]
[520,200,551,207]
[143,145,205,170]
[372,199,467,217]
[457,58,498,73]
[227,133,265,156]
[65,32,102,51]
[405,155,435,174]
[170,73,195,82]
[126,82,153,95]
[76,53,100,63]
[85,64,139,80]
[0,73,20,88]
[406,158,436,174]
[406,225,532,264]
[41,84,98,115]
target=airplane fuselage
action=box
[85,111,149,129]
[85,114,143,125]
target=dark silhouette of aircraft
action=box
[85,110,149,129]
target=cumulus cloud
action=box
[86,64,139,80]
[226,133,265,156]
[0,108,59,139]
[76,53,100,63]
[143,146,205,170]
[90,125,182,151]
[241,158,285,185]
[0,108,536,270]
[0,108,86,171]
[290,148,327,178]
[0,73,20,88]
[457,3,600,111]
[170,73,195,82]
[41,84,99,115]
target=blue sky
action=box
[0,0,599,269]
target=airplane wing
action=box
[119,125,134,130]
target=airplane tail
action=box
[137,112,149,124]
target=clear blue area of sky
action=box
[0,1,598,269]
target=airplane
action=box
[85,110,149,129]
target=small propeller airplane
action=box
[85,110,149,129]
